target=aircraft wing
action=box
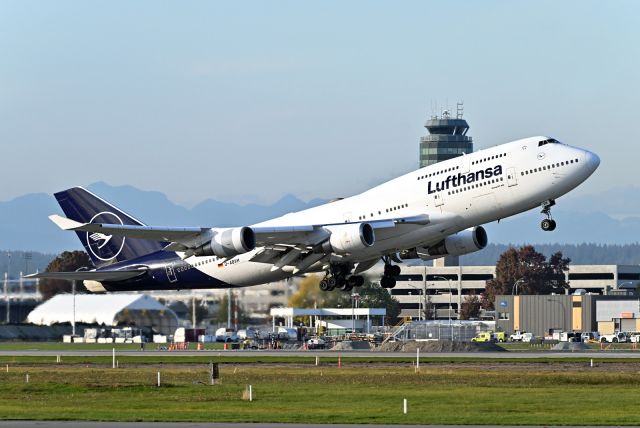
[48,213,429,271]
[26,270,147,281]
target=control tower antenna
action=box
[456,101,464,119]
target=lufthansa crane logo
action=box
[86,212,126,262]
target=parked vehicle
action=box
[492,332,507,342]
[277,327,298,341]
[581,332,600,343]
[471,331,492,342]
[307,337,326,349]
[509,331,529,342]
[600,332,629,343]
[560,332,582,342]
[215,328,239,343]
[472,331,506,342]
[237,328,258,340]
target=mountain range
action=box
[2,182,640,254]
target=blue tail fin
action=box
[54,187,165,268]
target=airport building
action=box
[494,294,640,337]
[373,264,640,320]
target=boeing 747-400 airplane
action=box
[31,136,599,293]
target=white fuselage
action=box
[184,136,599,287]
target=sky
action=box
[0,1,638,206]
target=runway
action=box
[1,349,639,359]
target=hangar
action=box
[27,294,178,335]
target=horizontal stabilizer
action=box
[26,270,146,282]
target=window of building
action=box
[568,273,615,280]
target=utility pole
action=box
[4,272,9,324]
[226,288,231,329]
[192,294,196,328]
[72,279,76,336]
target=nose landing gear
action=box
[540,199,557,231]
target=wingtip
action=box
[48,214,84,230]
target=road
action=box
[0,423,635,428]
[1,349,639,358]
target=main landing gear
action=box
[380,256,401,289]
[319,263,364,292]
[540,199,557,231]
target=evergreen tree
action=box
[38,251,93,300]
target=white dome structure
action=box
[27,294,178,335]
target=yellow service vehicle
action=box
[471,331,493,342]
[492,331,507,342]
[471,331,506,342]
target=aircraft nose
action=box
[584,150,600,172]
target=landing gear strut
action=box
[380,256,401,289]
[319,264,364,292]
[540,199,557,231]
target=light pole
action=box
[72,267,89,337]
[407,285,423,320]
[433,275,453,340]
[351,293,360,335]
[512,278,525,295]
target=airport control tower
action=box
[419,102,472,168]
[420,103,473,266]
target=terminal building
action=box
[369,264,640,320]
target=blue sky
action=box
[0,1,638,206]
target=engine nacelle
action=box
[193,227,256,258]
[322,223,375,254]
[400,226,488,260]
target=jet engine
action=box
[400,226,488,260]
[193,227,256,258]
[322,223,375,254]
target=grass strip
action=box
[1,365,639,425]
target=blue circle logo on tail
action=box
[86,211,126,262]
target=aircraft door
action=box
[434,192,444,207]
[460,154,471,174]
[506,167,518,187]
[166,263,177,283]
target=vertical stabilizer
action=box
[54,187,165,268]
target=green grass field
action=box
[1,362,640,425]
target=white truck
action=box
[215,328,239,343]
[600,332,629,343]
[509,331,533,342]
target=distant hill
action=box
[1,182,640,253]
[0,182,326,253]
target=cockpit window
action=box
[538,138,560,147]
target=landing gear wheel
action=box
[548,219,556,231]
[327,277,337,290]
[384,264,401,277]
[380,275,396,289]
[319,279,330,291]
[541,219,554,231]
[353,275,365,287]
